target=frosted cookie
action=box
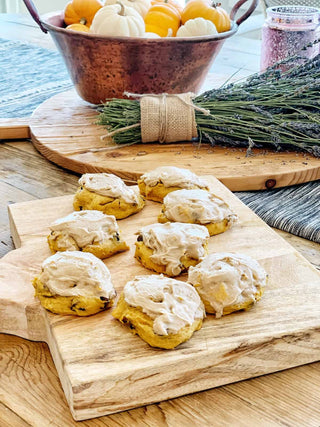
[47,210,129,259]
[33,251,116,316]
[135,222,209,277]
[112,274,205,349]
[138,166,209,202]
[158,189,237,236]
[188,253,267,318]
[73,173,145,219]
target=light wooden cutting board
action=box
[1,176,320,421]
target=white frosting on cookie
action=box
[162,189,237,225]
[79,173,140,204]
[188,253,267,318]
[140,166,209,189]
[123,274,205,335]
[137,222,209,276]
[39,251,116,299]
[49,210,119,251]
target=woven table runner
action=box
[0,39,72,117]
[1,38,319,243]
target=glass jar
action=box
[260,6,320,71]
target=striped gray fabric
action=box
[236,181,320,243]
[1,38,319,243]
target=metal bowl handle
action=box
[230,0,259,26]
[22,0,48,33]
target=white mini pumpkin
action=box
[143,32,161,38]
[176,17,218,37]
[90,3,145,36]
[104,0,151,18]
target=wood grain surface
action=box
[1,177,320,421]
[2,89,318,191]
[2,332,319,426]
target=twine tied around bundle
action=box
[100,92,211,144]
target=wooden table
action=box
[1,13,320,426]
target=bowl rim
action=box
[41,11,238,43]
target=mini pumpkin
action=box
[64,0,103,26]
[176,17,217,37]
[66,23,91,32]
[144,2,181,37]
[90,2,145,36]
[151,0,183,14]
[104,0,151,17]
[143,32,161,37]
[181,0,231,33]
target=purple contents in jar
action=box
[260,6,320,71]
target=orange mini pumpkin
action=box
[181,0,231,33]
[151,0,183,15]
[145,2,181,37]
[64,0,103,27]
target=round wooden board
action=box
[30,89,320,191]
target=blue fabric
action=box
[1,38,319,243]
[0,38,72,118]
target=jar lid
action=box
[266,5,320,29]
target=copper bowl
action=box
[24,0,258,104]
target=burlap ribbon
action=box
[100,92,211,146]
[139,93,198,143]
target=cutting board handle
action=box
[0,118,30,140]
[0,249,48,342]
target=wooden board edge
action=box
[0,118,30,140]
[44,318,75,413]
[220,167,320,191]
[67,326,320,420]
[8,205,22,249]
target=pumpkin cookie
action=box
[33,251,116,316]
[47,210,129,259]
[138,166,209,202]
[74,173,145,219]
[112,274,205,349]
[135,222,209,277]
[158,189,237,236]
[188,253,267,318]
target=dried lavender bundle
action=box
[97,51,320,157]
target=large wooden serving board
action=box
[1,176,320,421]
[3,89,319,191]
